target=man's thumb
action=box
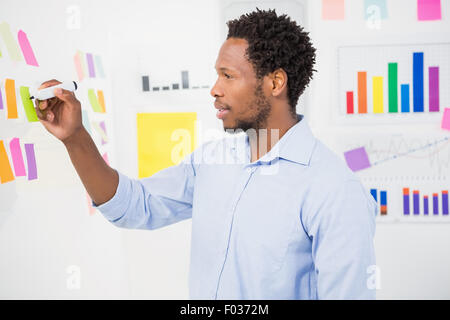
[54,88,76,103]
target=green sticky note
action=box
[87,89,102,113]
[20,86,39,122]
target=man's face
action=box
[211,38,272,132]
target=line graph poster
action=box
[337,43,450,125]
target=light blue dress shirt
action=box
[93,114,377,300]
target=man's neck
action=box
[248,112,299,163]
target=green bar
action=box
[19,86,39,122]
[388,63,398,113]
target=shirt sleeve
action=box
[92,151,196,230]
[305,179,377,300]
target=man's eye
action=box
[224,73,231,79]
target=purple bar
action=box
[24,143,37,180]
[443,192,449,215]
[413,192,420,215]
[429,67,439,112]
[433,195,439,215]
[0,86,3,109]
[424,197,429,215]
[403,195,410,215]
[86,53,96,78]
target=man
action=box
[35,8,377,299]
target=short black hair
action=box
[227,8,316,114]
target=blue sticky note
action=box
[364,0,388,20]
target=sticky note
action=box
[94,55,105,78]
[0,22,23,61]
[418,0,441,21]
[86,53,96,77]
[0,140,15,184]
[97,90,106,113]
[20,86,39,122]
[24,143,37,180]
[137,112,197,178]
[322,0,345,20]
[364,0,388,20]
[0,86,3,110]
[74,51,85,82]
[102,152,109,165]
[17,30,39,66]
[87,89,102,112]
[5,78,18,119]
[92,121,108,145]
[9,138,26,176]
[442,108,450,131]
[344,146,371,172]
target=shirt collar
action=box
[237,114,316,166]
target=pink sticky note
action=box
[418,0,441,21]
[74,52,85,81]
[102,152,109,165]
[17,30,39,66]
[9,138,26,176]
[344,146,371,172]
[322,0,345,20]
[442,108,450,131]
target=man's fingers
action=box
[54,88,77,104]
[38,79,61,90]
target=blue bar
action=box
[370,189,377,202]
[413,52,424,112]
[380,191,387,206]
[401,84,410,112]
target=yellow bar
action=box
[373,76,384,114]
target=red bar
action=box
[346,91,354,114]
[443,191,449,195]
[358,72,367,114]
[403,188,410,195]
[413,190,419,195]
[380,205,387,215]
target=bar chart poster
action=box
[337,43,450,125]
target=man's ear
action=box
[269,68,288,97]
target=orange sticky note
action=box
[322,0,345,20]
[5,78,18,119]
[97,90,106,113]
[0,140,15,184]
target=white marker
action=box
[30,81,78,100]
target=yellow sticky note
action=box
[0,140,15,184]
[137,112,197,178]
[97,90,106,113]
[5,78,18,119]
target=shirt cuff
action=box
[91,169,130,222]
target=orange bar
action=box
[358,71,367,114]
[433,193,438,197]
[0,140,15,184]
[380,205,387,215]
[5,78,18,119]
[443,190,448,195]
[403,188,410,195]
[97,90,106,113]
[413,190,419,195]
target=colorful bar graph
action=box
[433,193,439,215]
[443,191,449,215]
[413,52,424,112]
[388,63,398,113]
[413,190,420,215]
[429,66,439,112]
[403,188,410,215]
[424,196,429,215]
[401,84,410,112]
[380,191,387,215]
[346,91,354,114]
[373,76,384,113]
[357,72,367,114]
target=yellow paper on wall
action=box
[137,112,197,178]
